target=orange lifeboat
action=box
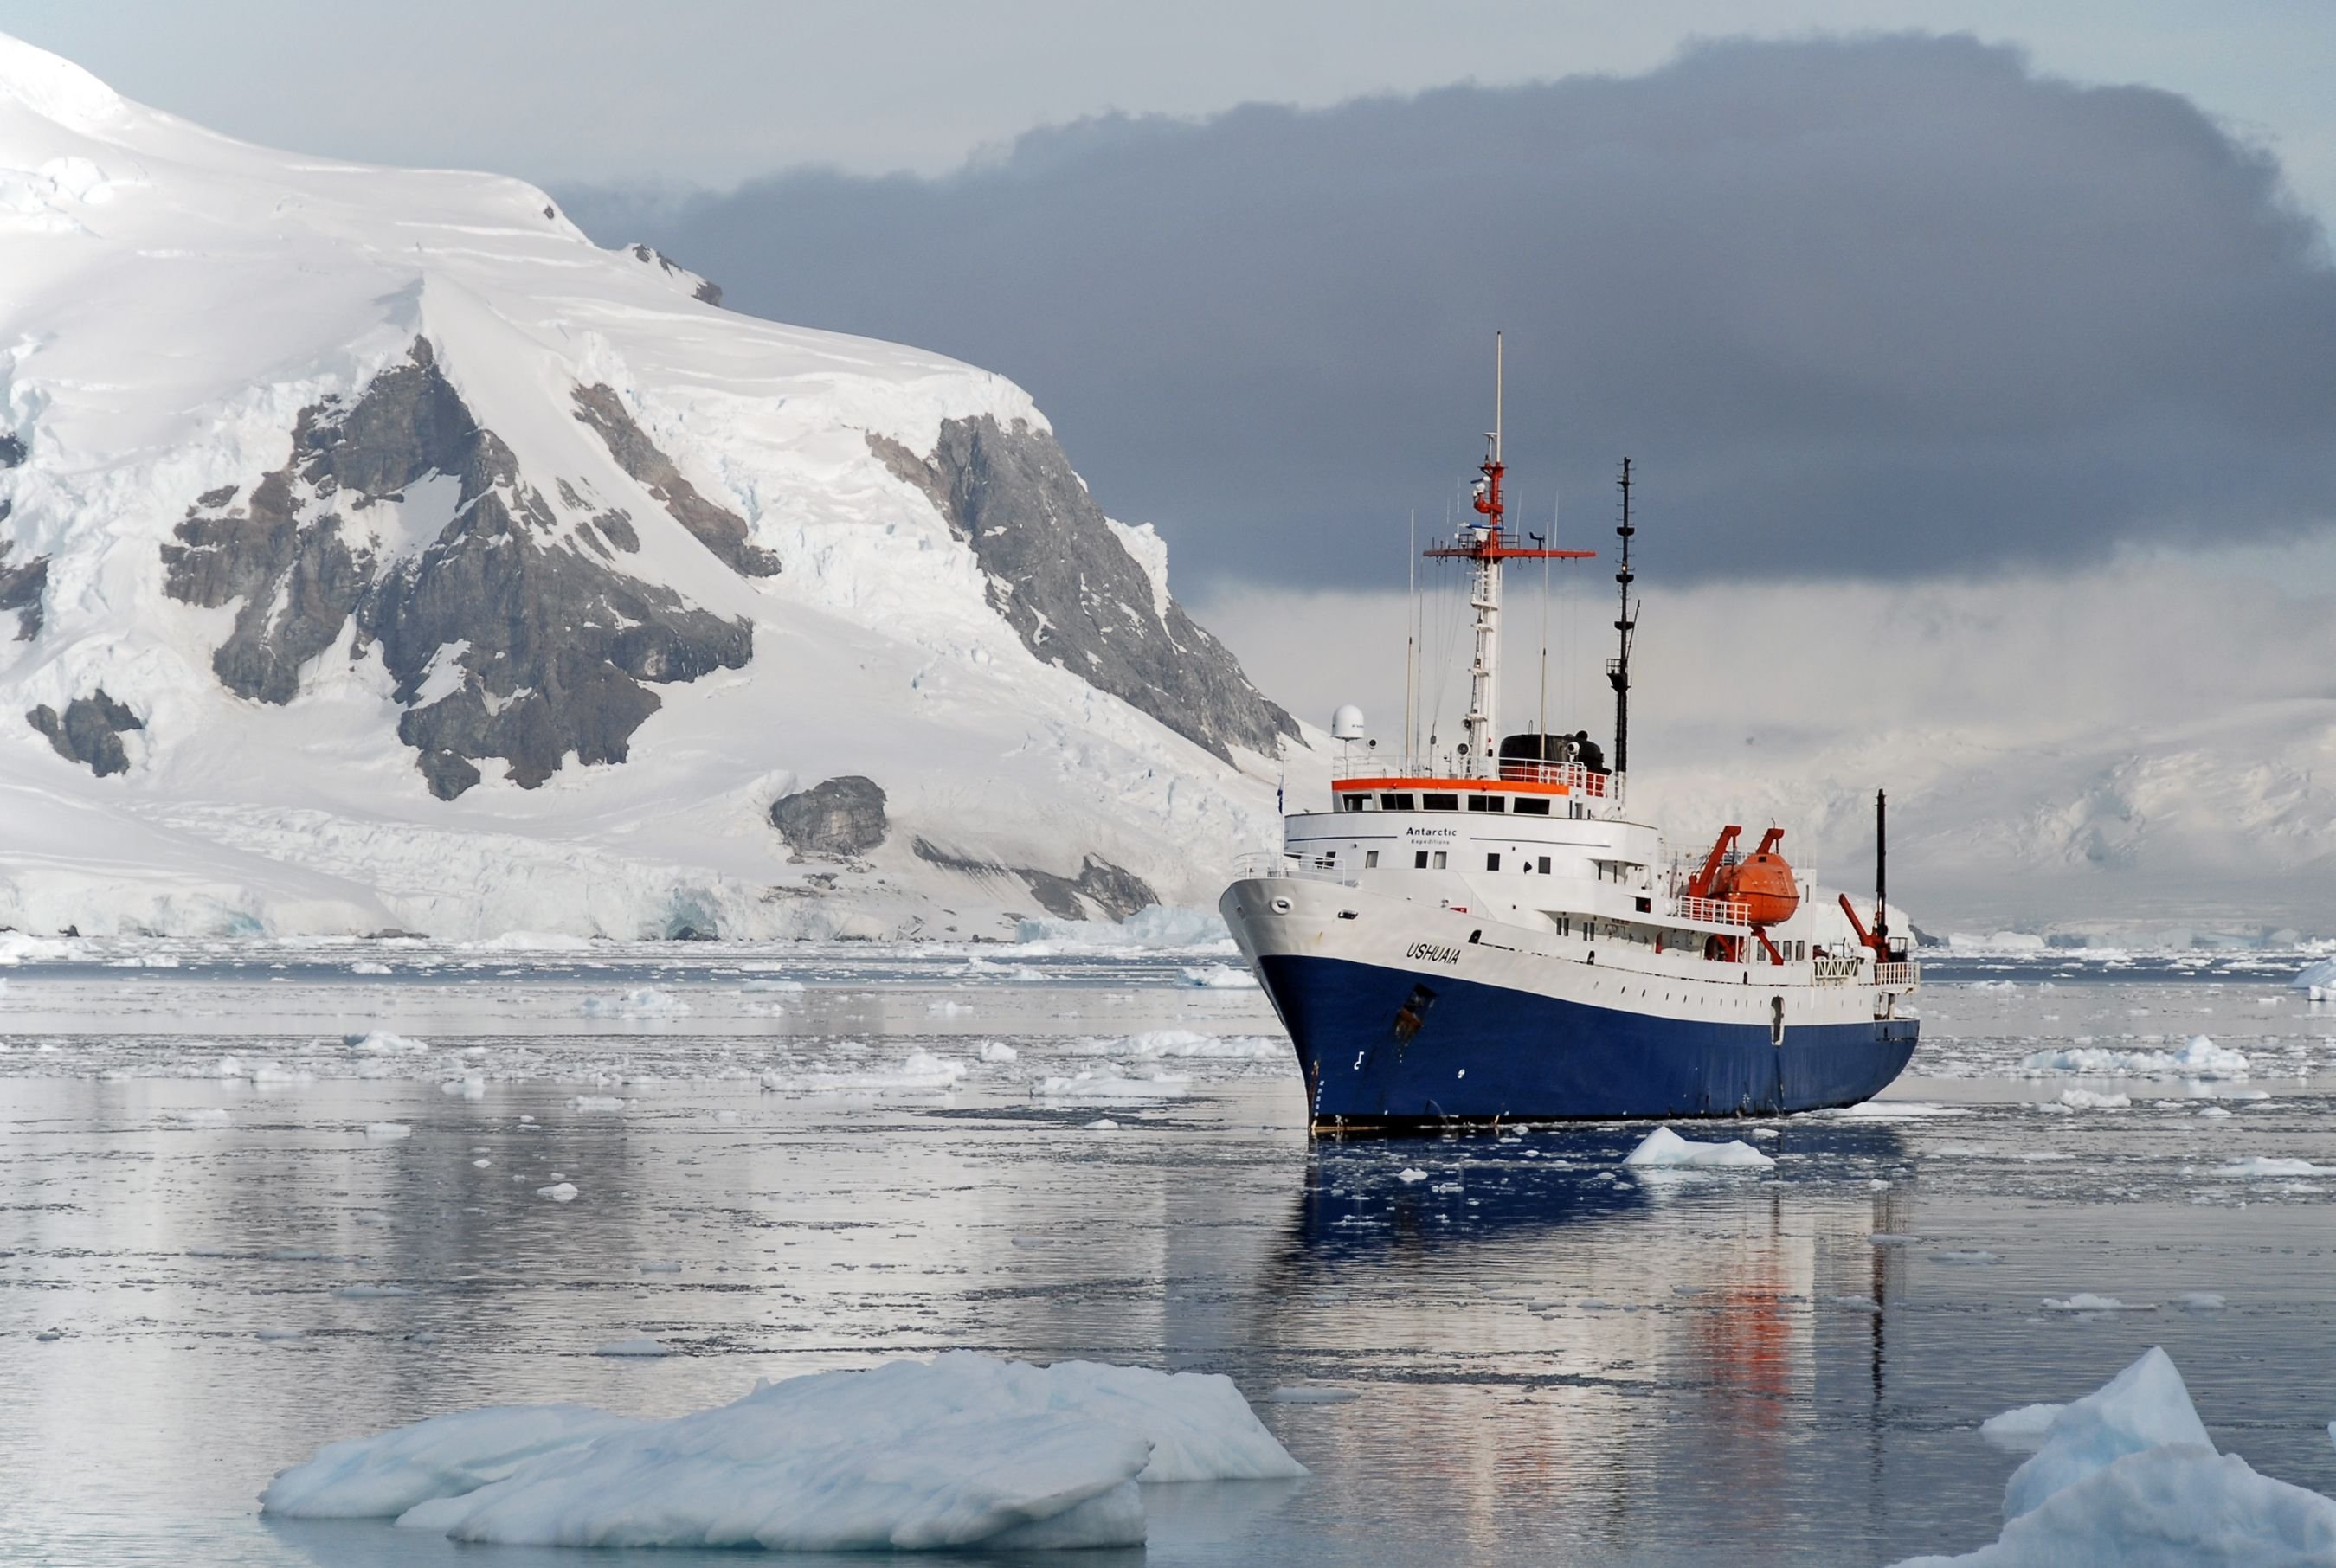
[1715,828,1801,926]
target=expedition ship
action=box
[1221,339,1919,1130]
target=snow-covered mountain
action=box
[0,35,1305,939]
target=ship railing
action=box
[1811,955,1864,986]
[1231,852,1356,888]
[1327,753,1623,805]
[1668,893,1751,929]
[1875,961,1921,989]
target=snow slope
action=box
[0,34,1309,939]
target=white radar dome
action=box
[1330,704,1366,741]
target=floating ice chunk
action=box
[1181,964,1258,989]
[569,1096,626,1112]
[256,1326,306,1341]
[1931,1250,2001,1265]
[1829,1295,1882,1313]
[1396,1168,1428,1183]
[979,1041,1019,1064]
[2041,1294,2151,1313]
[173,1107,231,1125]
[740,979,805,993]
[440,1078,486,1099]
[764,1051,968,1095]
[465,932,595,953]
[713,1109,739,1124]
[2003,1347,2212,1520]
[1623,1127,1775,1169]
[1893,1348,2336,1565]
[2198,1106,2233,1119]
[2176,1292,2227,1312]
[264,1353,1301,1551]
[334,1284,410,1300]
[537,1183,578,1202]
[2057,1089,2130,1110]
[580,989,688,1019]
[350,961,392,975]
[2215,1156,2326,1177]
[1039,1071,1186,1101]
[1085,1118,1120,1132]
[364,1122,412,1140]
[2291,957,2336,993]
[261,1406,646,1518]
[1870,1233,1924,1247]
[638,1261,681,1275]
[1265,1387,1360,1404]
[927,999,973,1017]
[1080,1030,1278,1060]
[472,1158,491,1168]
[1979,1403,2065,1452]
[593,1337,672,1358]
[346,1031,429,1056]
[2016,1035,2250,1081]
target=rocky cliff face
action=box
[872,416,1297,762]
[157,340,753,800]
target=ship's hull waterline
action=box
[1223,878,1919,1129]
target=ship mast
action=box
[1425,334,1593,775]
[1608,458,1638,774]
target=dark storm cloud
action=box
[561,34,2336,591]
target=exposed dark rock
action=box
[0,540,47,640]
[0,433,23,468]
[911,837,1155,922]
[770,775,889,860]
[1020,857,1157,922]
[572,384,777,576]
[27,688,143,777]
[159,338,754,799]
[624,243,723,307]
[870,417,1295,762]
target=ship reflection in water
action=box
[1244,1124,1924,1564]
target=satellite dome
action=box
[1329,704,1366,741]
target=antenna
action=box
[1406,509,1418,762]
[1606,457,1638,774]
[1493,331,1503,464]
[1875,788,1889,952]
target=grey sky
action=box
[570,34,2336,591]
[7,2,2334,220]
[11,4,2332,594]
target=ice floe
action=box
[592,1337,672,1358]
[2213,1156,2326,1178]
[1622,1127,1776,1169]
[1894,1347,2336,1565]
[262,1353,1301,1550]
[2016,1034,2249,1080]
[580,988,689,1019]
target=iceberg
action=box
[1623,1126,1776,1169]
[261,1352,1303,1551]
[1894,1347,2336,1565]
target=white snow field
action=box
[0,34,1308,941]
[1895,1347,2336,1566]
[263,1352,1303,1551]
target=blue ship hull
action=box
[1258,954,1918,1127]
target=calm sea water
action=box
[3,941,2332,1565]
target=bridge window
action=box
[1513,797,1550,815]
[1422,793,1459,811]
[1486,853,1502,871]
[1380,793,1414,810]
[1414,851,1429,869]
[1364,851,1380,869]
[1339,794,1367,813]
[1467,794,1504,813]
